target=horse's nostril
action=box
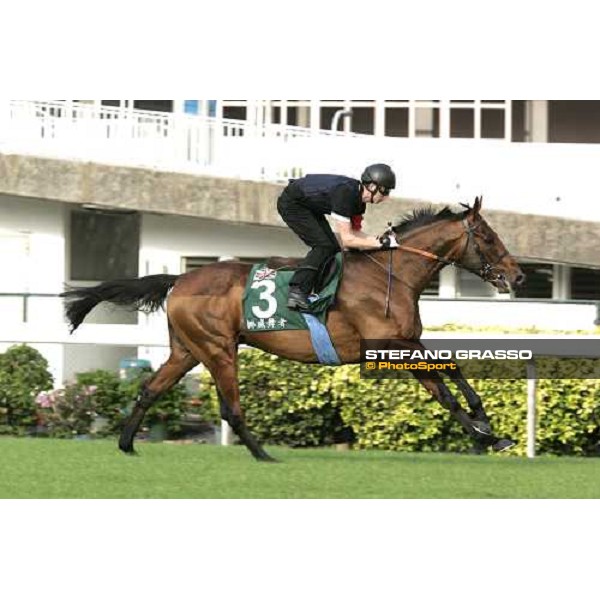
[515,273,526,287]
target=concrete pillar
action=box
[341,100,349,133]
[279,99,288,126]
[214,100,224,120]
[297,104,310,128]
[553,264,571,299]
[474,99,482,139]
[263,100,272,126]
[415,106,435,137]
[439,100,451,138]
[526,100,548,142]
[246,100,258,128]
[374,99,385,137]
[172,100,186,116]
[504,100,513,141]
[439,266,458,298]
[408,100,416,138]
[310,99,320,132]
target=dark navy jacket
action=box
[286,175,365,224]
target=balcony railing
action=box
[2,100,600,221]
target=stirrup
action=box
[287,289,310,311]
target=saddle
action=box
[242,253,343,333]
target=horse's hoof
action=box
[256,455,278,463]
[492,438,516,452]
[118,443,137,455]
[472,421,492,436]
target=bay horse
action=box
[62,197,525,461]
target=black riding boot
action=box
[287,286,311,311]
[287,264,320,311]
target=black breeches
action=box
[277,193,340,293]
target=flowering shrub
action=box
[36,384,99,438]
[75,370,124,435]
[0,345,54,435]
[33,371,204,439]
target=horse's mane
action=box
[392,205,467,236]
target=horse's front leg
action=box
[207,352,276,463]
[394,337,515,453]
[444,364,491,433]
[411,369,513,452]
[410,369,491,442]
[444,364,516,452]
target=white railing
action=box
[0,100,377,180]
[4,100,600,220]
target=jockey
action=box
[277,163,397,311]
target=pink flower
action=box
[35,392,53,408]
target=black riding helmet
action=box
[361,163,396,191]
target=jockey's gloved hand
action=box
[378,232,399,249]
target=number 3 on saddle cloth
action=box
[242,253,344,365]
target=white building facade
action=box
[1,99,599,384]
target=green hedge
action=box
[2,344,599,455]
[205,353,345,447]
[200,349,600,457]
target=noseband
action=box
[456,218,510,281]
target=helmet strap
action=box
[361,182,376,203]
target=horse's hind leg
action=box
[119,335,198,454]
[168,296,274,461]
[210,356,276,462]
[182,341,274,461]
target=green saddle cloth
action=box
[242,254,343,332]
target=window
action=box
[549,101,600,143]
[320,106,344,130]
[513,263,553,299]
[223,106,247,121]
[422,272,440,296]
[450,108,475,138]
[69,209,140,281]
[133,100,173,112]
[571,267,600,300]
[350,107,374,135]
[385,107,409,137]
[481,108,505,139]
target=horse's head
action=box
[456,197,525,293]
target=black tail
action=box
[61,274,179,333]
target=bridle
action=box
[445,217,509,280]
[365,216,510,317]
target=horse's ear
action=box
[474,196,483,214]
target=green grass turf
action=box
[1,437,599,498]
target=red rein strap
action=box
[394,244,455,265]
